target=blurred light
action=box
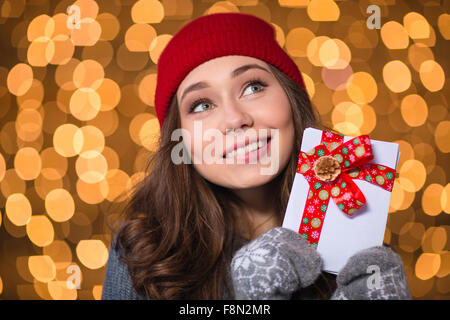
[27,14,54,41]
[97,12,120,41]
[14,147,42,180]
[399,221,425,252]
[346,72,377,104]
[101,146,120,170]
[0,153,6,182]
[138,73,157,106]
[437,13,450,40]
[76,178,108,204]
[331,101,363,136]
[86,110,119,137]
[413,142,436,174]
[286,27,315,58]
[116,43,149,71]
[34,174,63,200]
[105,169,130,202]
[28,255,56,283]
[388,179,415,213]
[403,12,431,39]
[55,58,80,90]
[322,64,352,91]
[380,21,409,49]
[7,63,33,96]
[398,159,427,192]
[125,23,157,52]
[72,0,98,19]
[415,253,441,280]
[78,125,105,154]
[140,118,160,152]
[279,0,309,7]
[129,113,156,146]
[408,43,434,72]
[307,36,330,67]
[422,184,443,216]
[49,35,75,65]
[149,34,172,65]
[383,60,411,93]
[422,226,447,253]
[43,240,72,270]
[45,188,75,222]
[307,0,339,21]
[70,18,101,46]
[27,37,54,67]
[26,215,54,247]
[441,183,450,214]
[40,147,68,180]
[5,193,31,226]
[271,22,285,48]
[17,78,44,109]
[92,285,103,300]
[76,239,108,270]
[302,72,315,99]
[400,94,428,127]
[131,0,164,24]
[82,41,114,67]
[16,108,43,142]
[75,151,108,183]
[53,124,84,157]
[205,1,240,14]
[419,60,445,92]
[0,169,26,198]
[434,121,450,153]
[319,38,351,69]
[73,59,104,89]
[48,280,77,300]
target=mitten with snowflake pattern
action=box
[230,227,323,300]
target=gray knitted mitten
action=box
[331,246,411,300]
[230,227,322,300]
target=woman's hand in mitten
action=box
[230,227,322,300]
[331,245,411,300]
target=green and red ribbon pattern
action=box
[296,130,396,248]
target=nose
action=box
[220,97,253,135]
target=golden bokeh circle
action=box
[45,188,75,222]
[26,215,54,247]
[383,60,411,93]
[5,193,32,226]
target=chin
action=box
[196,163,281,190]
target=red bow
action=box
[296,131,395,247]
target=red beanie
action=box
[154,12,306,127]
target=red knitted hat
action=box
[154,12,306,127]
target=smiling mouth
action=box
[223,136,271,159]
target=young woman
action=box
[102,12,411,300]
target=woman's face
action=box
[175,55,294,190]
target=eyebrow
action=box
[179,63,270,105]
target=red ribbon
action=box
[296,130,396,248]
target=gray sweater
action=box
[102,227,411,300]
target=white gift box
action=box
[282,127,400,274]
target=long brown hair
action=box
[109,62,337,299]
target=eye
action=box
[242,78,268,97]
[189,98,214,113]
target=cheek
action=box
[257,89,293,128]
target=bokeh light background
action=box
[0,0,448,300]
